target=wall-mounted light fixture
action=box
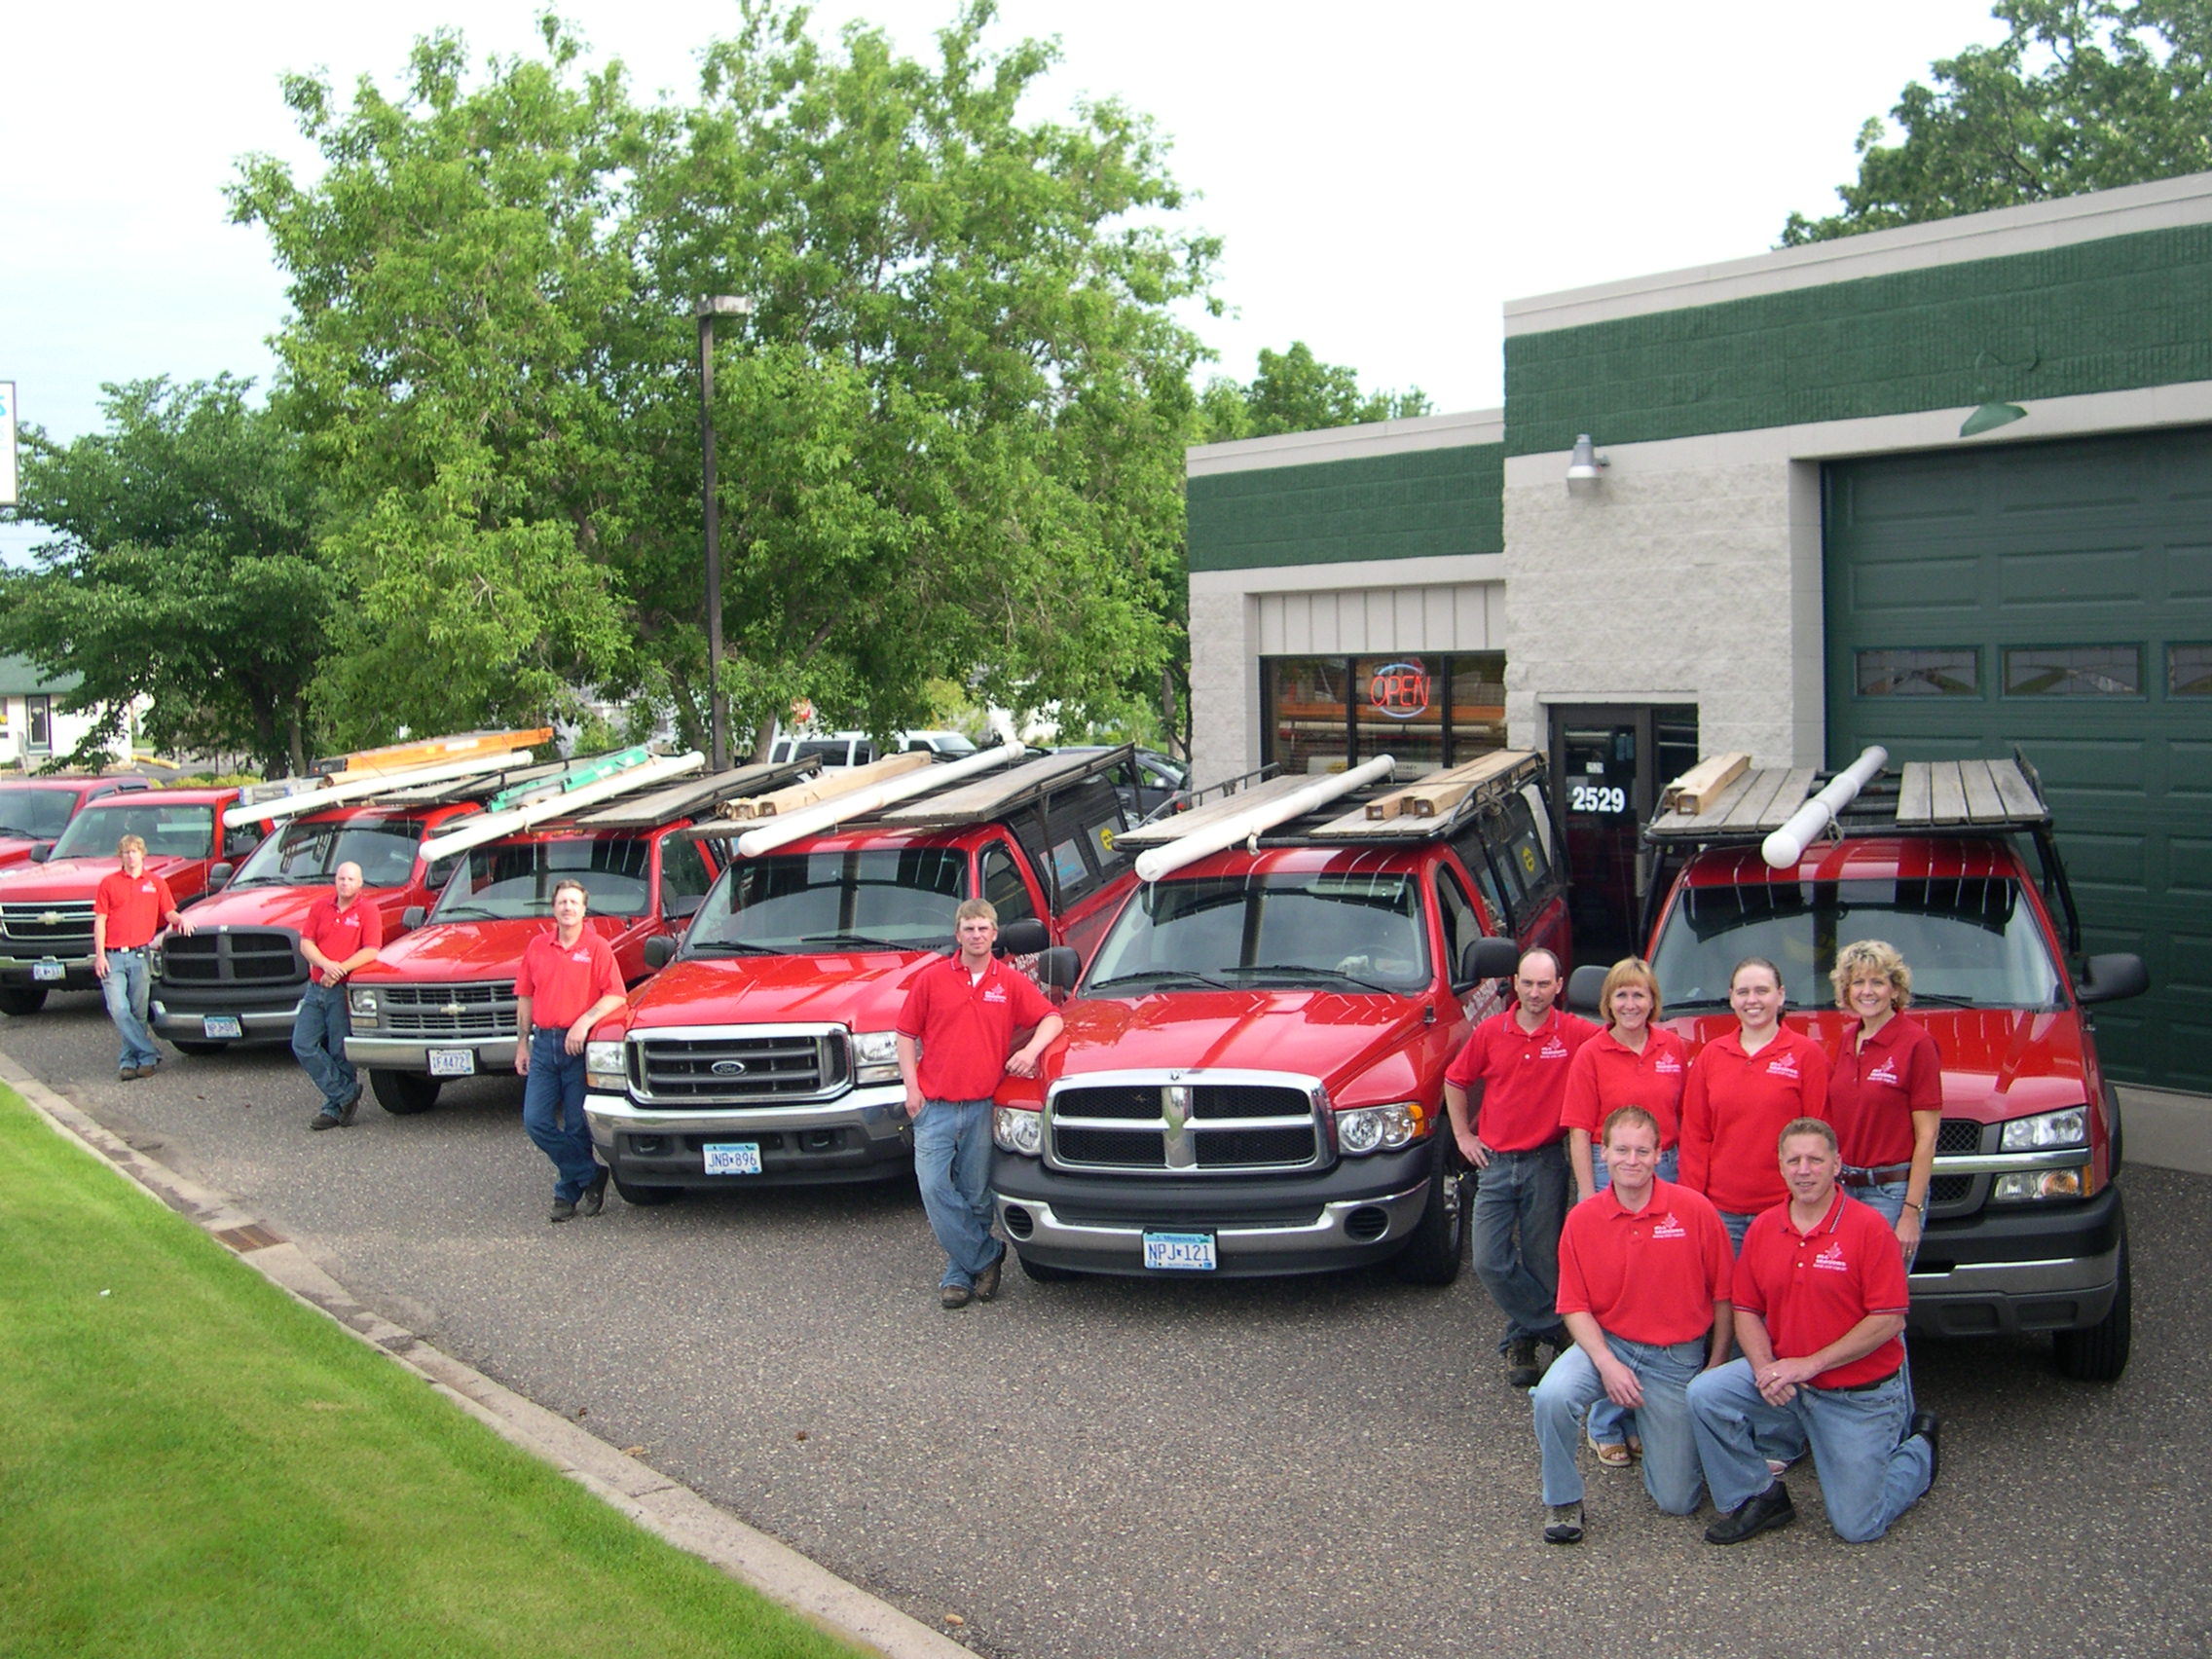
[1567,433,1607,487]
[1960,401,2028,438]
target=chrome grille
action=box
[0,901,95,952]
[1047,1074,1325,1174]
[379,980,517,1039]
[631,1026,850,1106]
[158,929,304,986]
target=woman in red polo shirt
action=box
[1827,939,1941,1264]
[1677,956,1828,1251]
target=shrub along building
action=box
[1187,170,2212,1101]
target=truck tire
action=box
[1016,1250,1079,1283]
[1391,1137,1468,1286]
[370,1070,442,1116]
[0,986,49,1017]
[2052,1234,2132,1382]
[612,1175,681,1207]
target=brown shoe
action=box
[975,1253,1004,1302]
[940,1283,975,1309]
[1505,1338,1540,1389]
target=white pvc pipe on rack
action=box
[418,752,704,864]
[735,740,1028,859]
[1133,755,1397,884]
[222,750,539,827]
[1761,745,1889,868]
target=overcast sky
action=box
[3,0,2004,534]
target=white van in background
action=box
[766,729,979,770]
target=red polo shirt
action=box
[515,927,624,1030]
[300,892,384,986]
[1555,1177,1733,1346]
[897,953,1057,1102]
[93,869,178,951]
[1560,1024,1690,1149]
[1678,1025,1829,1215]
[1829,1014,1942,1168]
[1444,1006,1600,1153]
[1734,1189,1908,1387]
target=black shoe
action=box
[335,1085,361,1127]
[309,1110,345,1131]
[1505,1338,1541,1389]
[550,1198,577,1223]
[1543,1501,1584,1544]
[580,1165,609,1217]
[1540,1327,1572,1372]
[974,1252,1003,1302]
[1705,1481,1795,1545]
[1909,1411,1940,1488]
[940,1283,974,1309]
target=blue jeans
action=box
[1585,1146,1681,1450]
[101,949,159,1070]
[1472,1142,1569,1349]
[292,982,357,1114]
[1532,1335,1709,1513]
[1718,1209,1758,1254]
[522,1030,602,1202]
[914,1097,1002,1289]
[1687,1358,1932,1542]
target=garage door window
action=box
[2170,644,2212,697]
[1856,647,1978,697]
[2003,645,2142,697]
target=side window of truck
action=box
[1031,777,1129,907]
[1453,821,1520,932]
[660,835,713,909]
[979,841,1040,928]
[1435,865,1484,991]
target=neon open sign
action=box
[1369,660,1430,720]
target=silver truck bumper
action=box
[344,1036,519,1073]
[1906,1239,2121,1337]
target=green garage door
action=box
[1825,426,2212,1093]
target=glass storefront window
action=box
[1267,657,1352,777]
[1263,653,1507,776]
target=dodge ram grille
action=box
[1047,1078,1325,1174]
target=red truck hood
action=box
[1667,1008,2091,1124]
[0,838,39,868]
[1050,989,1428,1100]
[352,915,630,981]
[624,949,940,1032]
[0,854,203,900]
[174,884,365,932]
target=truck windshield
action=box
[52,802,214,862]
[1087,872,1429,995]
[432,836,652,919]
[1650,877,2065,1012]
[684,848,968,954]
[230,818,423,888]
[0,788,82,840]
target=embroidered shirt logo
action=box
[1812,1240,1849,1272]
[1866,1058,1900,1086]
[1766,1055,1800,1080]
[1538,1037,1569,1060]
[983,986,1008,1004]
[1654,1055,1681,1074]
[1651,1213,1687,1239]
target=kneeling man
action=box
[1531,1106,1734,1544]
[1687,1118,1938,1544]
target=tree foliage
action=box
[1784,1,2212,244]
[0,377,332,774]
[1195,342,1431,443]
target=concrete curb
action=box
[0,1052,971,1659]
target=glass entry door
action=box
[1546,705,1697,965]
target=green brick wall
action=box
[1504,223,2212,458]
[1186,444,1503,572]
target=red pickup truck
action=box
[989,750,1572,1285]
[0,774,154,870]
[0,787,265,1015]
[581,746,1144,1202]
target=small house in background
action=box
[0,654,129,769]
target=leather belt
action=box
[1840,1162,1912,1187]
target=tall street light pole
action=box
[696,294,755,772]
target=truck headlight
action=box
[1337,1103,1419,1156]
[2000,1106,2087,1151]
[852,1030,901,1085]
[349,987,380,1025]
[585,1041,625,1091]
[1993,1168,2086,1202]
[994,1106,1042,1157]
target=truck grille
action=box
[630,1028,850,1106]
[379,980,517,1039]
[158,929,305,986]
[1047,1077,1325,1173]
[0,901,95,954]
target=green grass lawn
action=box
[0,1087,867,1659]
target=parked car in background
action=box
[768,730,979,770]
[1051,746,1190,819]
[0,775,154,869]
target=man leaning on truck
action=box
[296,860,382,1130]
[513,878,624,1223]
[93,833,195,1082]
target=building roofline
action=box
[1188,408,1503,477]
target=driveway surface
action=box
[14,990,2209,1659]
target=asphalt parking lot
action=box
[13,990,2210,1659]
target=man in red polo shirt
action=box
[1686,1118,1939,1544]
[1444,947,1599,1387]
[92,833,195,1081]
[513,878,626,1223]
[1531,1106,1733,1544]
[295,860,384,1130]
[897,898,1062,1309]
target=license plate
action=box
[703,1142,762,1176]
[33,960,64,982]
[427,1049,476,1078]
[202,1015,243,1040]
[1142,1231,1217,1272]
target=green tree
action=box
[1196,341,1431,443]
[0,377,333,775]
[1784,1,2212,244]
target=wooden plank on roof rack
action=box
[1117,773,1314,847]
[1960,758,2007,822]
[1354,749,1533,820]
[1716,768,1790,830]
[1761,767,1819,829]
[572,761,805,828]
[1663,752,1750,816]
[1896,762,1933,825]
[1989,758,2046,821]
[883,749,1114,827]
[714,750,932,820]
[1927,760,1968,824]
[1648,770,1754,833]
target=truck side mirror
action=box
[1037,945,1081,991]
[402,905,426,931]
[28,843,51,864]
[206,862,235,892]
[997,919,1050,957]
[1460,936,1520,983]
[2077,952,2148,1005]
[1566,963,1607,1015]
[643,934,678,971]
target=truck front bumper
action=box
[0,953,96,992]
[344,1036,519,1075]
[585,1085,914,1188]
[990,1143,1434,1277]
[1905,1186,2126,1338]
[151,992,305,1043]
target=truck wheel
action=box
[0,986,49,1017]
[2052,1235,2132,1382]
[171,1041,225,1058]
[1016,1250,1078,1283]
[612,1175,681,1207]
[369,1070,442,1116]
[1391,1138,1468,1287]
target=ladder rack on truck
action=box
[1118,750,1550,852]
